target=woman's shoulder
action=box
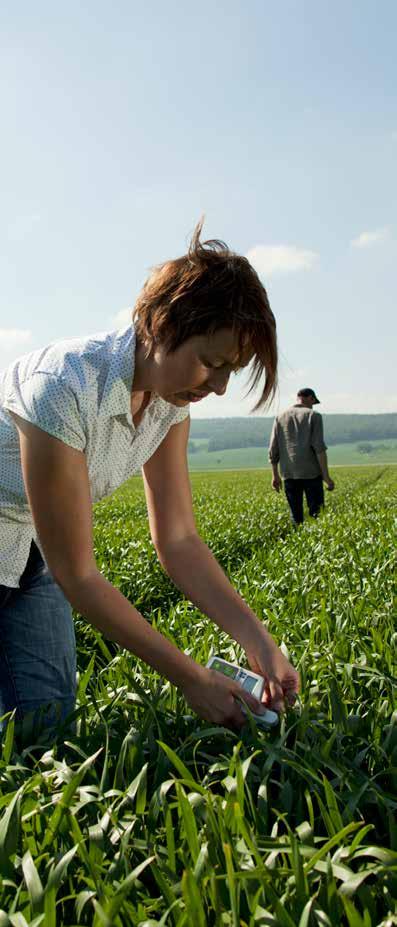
[3,325,132,392]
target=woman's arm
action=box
[11,413,261,727]
[143,418,299,710]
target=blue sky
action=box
[1,0,396,418]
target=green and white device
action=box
[206,656,279,727]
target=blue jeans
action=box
[0,542,76,738]
[284,475,325,525]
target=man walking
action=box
[268,388,334,525]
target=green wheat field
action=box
[1,466,396,926]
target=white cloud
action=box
[0,328,34,372]
[111,307,133,328]
[246,244,318,277]
[351,227,390,248]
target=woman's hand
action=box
[246,632,299,712]
[180,665,265,730]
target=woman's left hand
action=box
[245,632,299,712]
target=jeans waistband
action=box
[0,541,45,606]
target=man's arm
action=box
[316,450,334,490]
[268,418,281,492]
[312,414,334,490]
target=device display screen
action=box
[211,659,237,679]
[242,676,257,693]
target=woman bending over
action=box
[0,221,299,738]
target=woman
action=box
[0,221,299,737]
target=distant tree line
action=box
[357,442,396,454]
[189,414,397,453]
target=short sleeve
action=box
[171,404,191,426]
[311,413,327,453]
[3,372,87,451]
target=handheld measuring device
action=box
[206,656,279,727]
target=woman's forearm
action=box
[61,570,198,689]
[157,534,266,650]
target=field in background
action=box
[0,466,396,924]
[188,437,397,471]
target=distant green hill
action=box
[187,437,397,471]
[189,413,397,453]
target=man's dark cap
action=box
[297,388,320,404]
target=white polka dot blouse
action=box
[0,324,189,587]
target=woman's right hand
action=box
[180,665,264,730]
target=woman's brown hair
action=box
[133,219,277,410]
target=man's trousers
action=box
[284,475,324,525]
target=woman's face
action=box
[144,328,254,407]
